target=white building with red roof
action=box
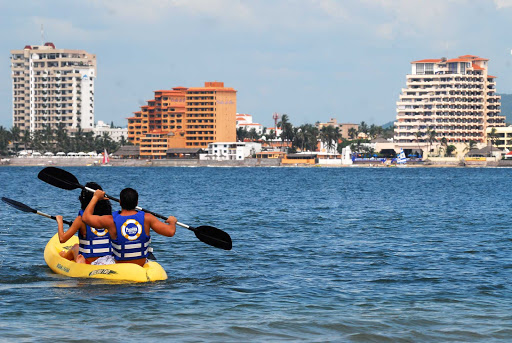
[236,113,264,135]
[394,55,505,146]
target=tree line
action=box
[0,123,129,156]
[237,115,394,154]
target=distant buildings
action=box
[200,142,262,161]
[11,43,96,133]
[127,82,237,159]
[236,113,263,135]
[486,126,512,151]
[94,120,128,142]
[315,118,358,138]
[394,55,505,144]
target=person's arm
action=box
[57,215,81,243]
[82,190,115,237]
[146,213,177,237]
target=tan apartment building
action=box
[11,43,96,133]
[315,118,358,138]
[486,126,512,151]
[128,82,237,158]
[394,55,505,144]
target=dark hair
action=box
[120,188,138,210]
[79,182,112,215]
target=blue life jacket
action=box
[111,210,150,261]
[77,210,111,258]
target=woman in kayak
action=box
[56,182,115,265]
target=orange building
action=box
[128,82,237,158]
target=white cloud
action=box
[494,0,512,8]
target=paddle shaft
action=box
[38,167,231,249]
[36,211,73,226]
[83,187,193,232]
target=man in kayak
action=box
[82,188,177,267]
[56,182,115,265]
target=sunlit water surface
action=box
[0,167,511,342]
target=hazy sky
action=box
[2,0,512,128]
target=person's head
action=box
[79,182,102,210]
[120,188,138,210]
[79,182,112,215]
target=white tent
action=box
[18,151,28,156]
[77,152,87,157]
[67,152,77,157]
[32,152,42,156]
[44,152,54,156]
[56,152,66,157]
[88,151,97,157]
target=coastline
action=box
[2,157,510,168]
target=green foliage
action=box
[0,125,122,156]
[446,145,456,156]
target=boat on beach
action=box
[397,148,407,167]
[44,233,167,282]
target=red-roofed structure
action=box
[396,55,505,146]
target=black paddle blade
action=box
[194,226,232,250]
[1,197,37,213]
[38,167,82,190]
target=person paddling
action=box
[82,188,177,267]
[56,182,114,265]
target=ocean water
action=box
[0,166,511,342]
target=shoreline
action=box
[1,157,509,168]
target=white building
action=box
[94,120,128,142]
[236,113,264,135]
[200,142,262,161]
[11,42,96,133]
[394,55,505,144]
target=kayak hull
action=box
[44,233,167,282]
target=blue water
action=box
[0,166,511,342]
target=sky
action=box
[1,0,512,129]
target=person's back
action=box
[57,182,114,265]
[83,187,177,267]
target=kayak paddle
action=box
[1,197,73,226]
[38,167,233,251]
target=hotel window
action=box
[448,63,457,74]
[425,63,434,75]
[416,63,424,75]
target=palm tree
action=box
[446,145,456,157]
[42,124,54,152]
[414,130,423,155]
[320,126,341,153]
[236,127,248,142]
[488,127,498,156]
[358,121,369,135]
[21,129,31,151]
[10,126,20,154]
[278,114,294,151]
[55,122,69,152]
[426,128,436,157]
[463,140,477,155]
[440,137,448,156]
[0,126,11,155]
[348,128,357,140]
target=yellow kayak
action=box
[44,233,167,282]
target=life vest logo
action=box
[91,227,108,237]
[121,219,142,241]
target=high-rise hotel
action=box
[394,55,505,144]
[11,43,96,133]
[128,81,237,158]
